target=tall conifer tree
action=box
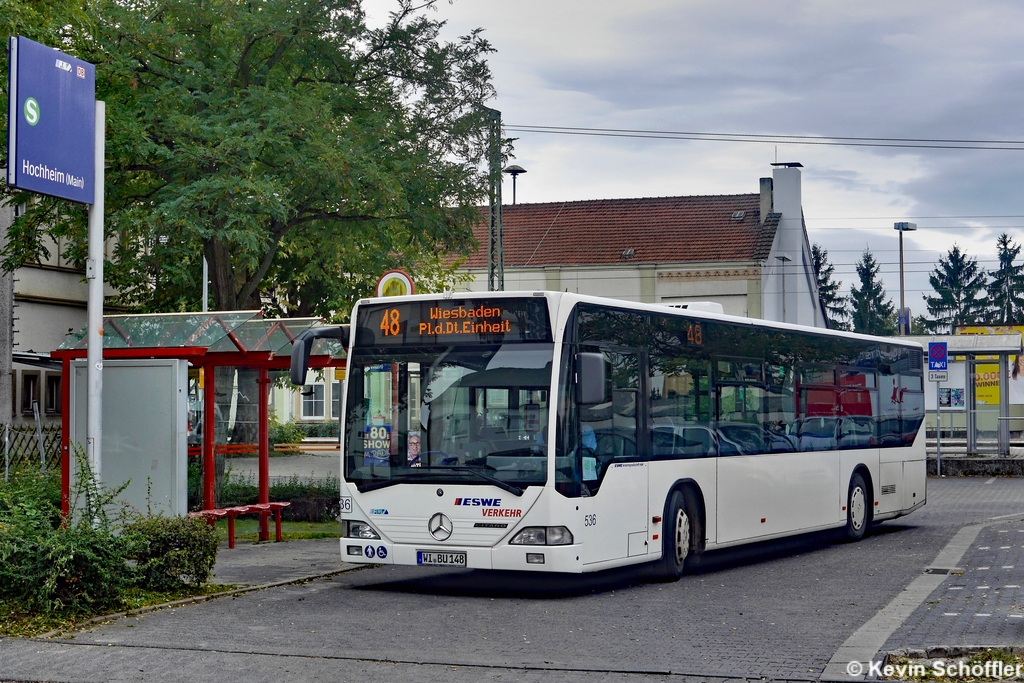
[923,245,988,333]
[987,233,1024,324]
[811,243,849,330]
[849,249,896,335]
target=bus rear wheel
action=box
[657,490,694,580]
[845,472,870,540]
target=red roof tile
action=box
[463,194,778,268]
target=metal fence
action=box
[3,424,61,475]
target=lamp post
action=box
[894,222,917,335]
[502,165,526,205]
[775,254,792,323]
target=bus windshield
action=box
[344,343,553,491]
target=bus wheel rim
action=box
[675,509,690,565]
[851,486,866,531]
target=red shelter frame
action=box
[51,313,345,541]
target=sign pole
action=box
[935,378,942,476]
[928,341,948,477]
[86,101,105,480]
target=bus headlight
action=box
[345,521,381,540]
[510,526,574,546]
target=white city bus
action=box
[292,291,926,578]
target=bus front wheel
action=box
[657,490,694,580]
[845,472,870,540]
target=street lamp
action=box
[502,165,526,205]
[894,222,917,335]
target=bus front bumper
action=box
[340,539,585,572]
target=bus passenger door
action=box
[579,350,649,565]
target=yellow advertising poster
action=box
[956,325,1024,405]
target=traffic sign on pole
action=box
[7,36,96,204]
[928,342,948,371]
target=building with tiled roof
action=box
[456,163,828,328]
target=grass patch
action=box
[0,584,237,637]
[212,518,344,542]
[885,649,1024,681]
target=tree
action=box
[922,244,988,333]
[1,0,497,318]
[987,233,1024,324]
[811,243,848,330]
[848,248,896,336]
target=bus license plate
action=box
[417,551,467,567]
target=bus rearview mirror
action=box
[290,325,350,386]
[290,335,312,386]
[577,352,607,405]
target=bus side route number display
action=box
[687,322,703,346]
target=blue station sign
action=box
[7,36,96,204]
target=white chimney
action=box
[771,162,803,258]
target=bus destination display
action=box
[355,298,552,346]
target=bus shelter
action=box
[51,312,345,539]
[910,333,1023,456]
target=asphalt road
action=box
[3,477,1024,683]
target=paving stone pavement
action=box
[3,477,1024,683]
[882,518,1024,652]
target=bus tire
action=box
[845,472,870,540]
[657,490,694,580]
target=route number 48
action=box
[379,309,401,336]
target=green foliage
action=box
[923,244,988,333]
[269,419,306,446]
[219,472,340,521]
[811,243,849,330]
[1,450,218,622]
[987,233,1024,324]
[123,516,218,591]
[849,249,897,336]
[293,421,340,439]
[0,451,131,615]
[0,0,499,319]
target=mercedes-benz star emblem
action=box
[428,513,453,541]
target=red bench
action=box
[188,502,291,549]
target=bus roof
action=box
[353,290,924,351]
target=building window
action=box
[21,372,40,416]
[45,375,61,415]
[331,381,343,418]
[301,384,325,419]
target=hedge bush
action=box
[0,465,130,614]
[218,473,340,521]
[269,419,305,446]
[291,422,339,439]
[124,516,218,591]
[0,452,220,618]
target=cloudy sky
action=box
[370,0,1024,313]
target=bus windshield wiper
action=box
[416,466,524,497]
[354,467,524,496]
[357,477,403,493]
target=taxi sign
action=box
[928,342,948,371]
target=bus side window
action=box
[648,323,713,459]
[579,349,639,494]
